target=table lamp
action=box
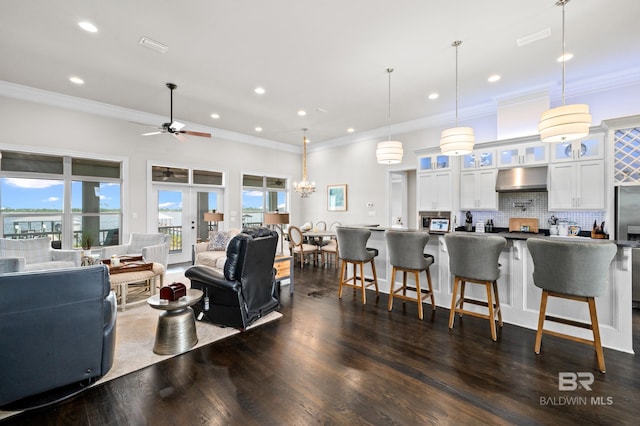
[204,211,224,232]
[264,212,290,256]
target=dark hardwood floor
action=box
[2,263,639,425]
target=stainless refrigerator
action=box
[615,186,640,304]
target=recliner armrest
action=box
[0,257,25,273]
[185,265,240,291]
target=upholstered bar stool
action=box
[336,227,379,304]
[445,233,507,341]
[385,230,435,320]
[527,238,617,373]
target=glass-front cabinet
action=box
[551,133,604,162]
[418,154,451,172]
[497,142,548,168]
[461,148,496,170]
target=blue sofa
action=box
[0,265,116,407]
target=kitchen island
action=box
[343,225,636,354]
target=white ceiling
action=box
[1,0,640,147]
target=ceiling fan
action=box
[155,167,188,181]
[141,83,211,142]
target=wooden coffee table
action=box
[106,256,164,311]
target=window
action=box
[0,150,123,248]
[242,174,287,227]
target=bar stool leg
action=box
[359,261,366,304]
[426,267,435,310]
[459,281,466,317]
[493,280,502,327]
[370,259,379,295]
[338,260,347,299]
[388,266,397,312]
[414,270,423,320]
[449,276,460,329]
[534,290,549,354]
[588,297,606,373]
[485,281,497,341]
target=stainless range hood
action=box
[495,166,548,192]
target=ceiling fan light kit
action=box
[141,83,212,141]
[538,0,591,143]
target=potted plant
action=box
[81,232,95,256]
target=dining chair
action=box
[527,238,617,373]
[321,237,339,269]
[287,225,318,269]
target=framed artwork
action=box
[327,184,347,211]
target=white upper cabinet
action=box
[418,171,453,211]
[461,148,496,170]
[417,154,451,172]
[548,160,605,210]
[497,142,549,168]
[551,134,604,163]
[460,169,498,210]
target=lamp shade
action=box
[440,126,475,156]
[538,104,591,143]
[264,213,290,225]
[376,141,403,164]
[203,212,224,222]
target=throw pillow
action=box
[207,231,231,251]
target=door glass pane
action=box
[152,166,189,183]
[194,170,223,185]
[197,191,219,241]
[0,152,63,174]
[158,190,183,253]
[242,189,264,227]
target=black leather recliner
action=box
[185,227,279,330]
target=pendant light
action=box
[293,128,316,197]
[440,40,475,156]
[376,68,403,164]
[538,0,591,143]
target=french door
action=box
[152,185,223,265]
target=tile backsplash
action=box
[459,191,605,232]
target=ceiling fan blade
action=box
[142,131,164,136]
[173,133,189,143]
[180,130,212,138]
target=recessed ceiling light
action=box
[69,76,84,85]
[557,53,573,62]
[488,74,501,83]
[210,113,220,119]
[297,110,306,116]
[428,93,439,100]
[78,21,98,33]
[347,128,355,133]
[254,87,265,95]
[255,126,263,132]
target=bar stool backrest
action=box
[336,227,374,262]
[386,231,430,270]
[445,234,506,281]
[527,238,617,297]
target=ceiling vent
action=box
[138,36,168,54]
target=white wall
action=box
[0,96,302,235]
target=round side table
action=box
[147,289,203,355]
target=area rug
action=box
[0,269,282,420]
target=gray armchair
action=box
[99,233,170,272]
[0,237,80,273]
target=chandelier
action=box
[376,68,404,164]
[538,0,591,143]
[440,40,475,156]
[293,128,316,197]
